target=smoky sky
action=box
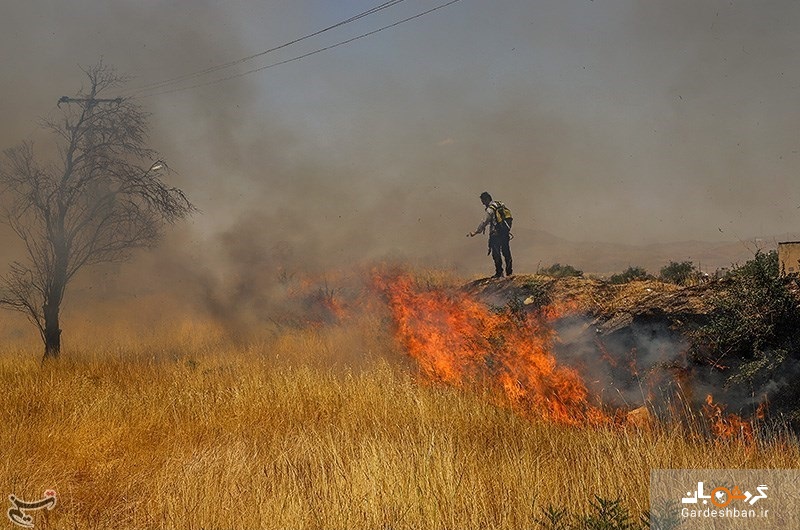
[2,0,800,278]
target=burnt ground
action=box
[463,275,716,333]
[462,275,767,420]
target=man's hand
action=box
[467,232,475,237]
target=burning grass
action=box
[374,272,607,426]
[0,267,798,528]
[1,313,798,530]
[374,271,772,438]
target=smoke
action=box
[550,312,797,420]
[551,315,686,412]
[2,1,800,339]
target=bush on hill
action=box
[691,250,800,417]
[608,266,652,284]
[659,261,698,285]
[540,263,583,278]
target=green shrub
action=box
[659,261,697,285]
[691,250,800,410]
[540,263,583,278]
[644,500,684,530]
[535,505,572,530]
[609,266,652,284]
[534,497,652,530]
[580,497,643,530]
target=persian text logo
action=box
[681,481,769,519]
[682,481,768,508]
[7,491,57,528]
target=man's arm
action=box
[467,208,493,237]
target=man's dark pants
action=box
[489,227,512,277]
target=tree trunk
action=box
[43,300,61,360]
[43,247,67,360]
[43,217,68,361]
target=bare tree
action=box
[0,62,193,360]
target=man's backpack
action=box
[490,201,513,230]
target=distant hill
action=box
[451,229,800,277]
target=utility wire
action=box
[138,0,463,99]
[128,0,407,95]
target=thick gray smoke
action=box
[2,1,800,330]
[551,314,785,420]
[553,316,687,411]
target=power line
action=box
[128,0,407,96]
[138,0,464,99]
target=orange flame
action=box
[702,394,756,441]
[374,273,608,426]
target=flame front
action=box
[375,273,607,426]
[703,394,755,441]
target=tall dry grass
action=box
[0,313,798,530]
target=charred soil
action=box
[463,274,800,431]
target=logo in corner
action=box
[682,481,768,507]
[679,481,771,520]
[7,490,57,528]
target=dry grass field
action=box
[1,306,799,530]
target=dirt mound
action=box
[463,275,734,417]
[463,275,717,335]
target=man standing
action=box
[467,191,513,278]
